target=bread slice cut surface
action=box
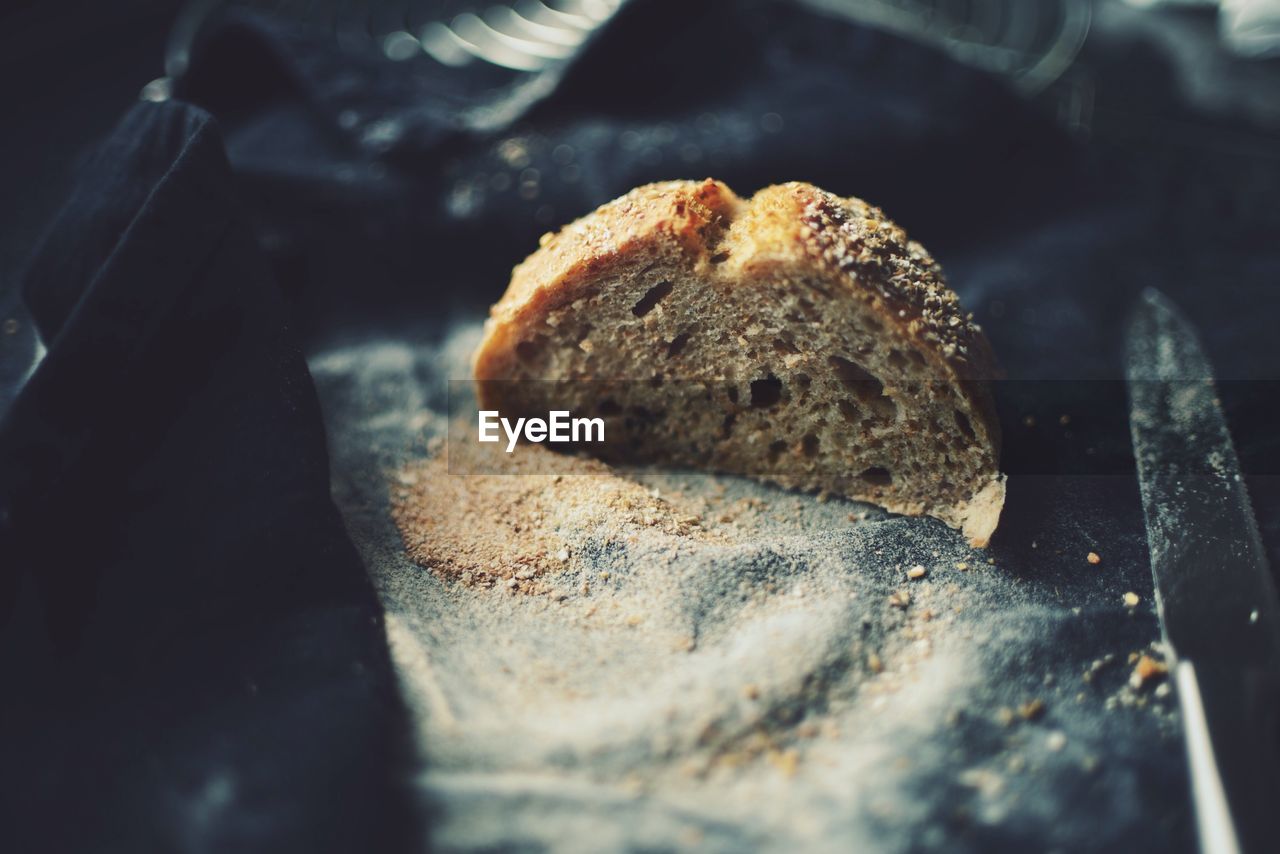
[473,179,1005,546]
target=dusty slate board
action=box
[313,318,1191,853]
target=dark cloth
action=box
[0,105,413,851]
[2,0,1278,849]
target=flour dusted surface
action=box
[312,319,1188,853]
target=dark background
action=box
[4,0,1280,413]
[3,0,1279,297]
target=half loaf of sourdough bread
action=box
[472,179,1005,546]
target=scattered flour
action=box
[310,318,1187,853]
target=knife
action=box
[1125,288,1280,854]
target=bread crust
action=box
[474,179,1005,546]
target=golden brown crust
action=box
[486,179,740,326]
[764,183,999,379]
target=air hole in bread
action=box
[794,373,811,389]
[750,375,784,408]
[632,280,674,317]
[954,409,976,441]
[721,412,736,439]
[838,399,859,424]
[860,466,893,487]
[666,331,691,358]
[727,387,739,404]
[887,349,908,370]
[871,396,898,421]
[802,433,819,457]
[597,398,621,416]
[515,338,543,363]
[829,355,884,401]
[710,251,730,264]
[772,336,799,355]
[768,439,787,462]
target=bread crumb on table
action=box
[1018,699,1046,722]
[1129,655,1169,690]
[1086,551,1101,565]
[1122,592,1140,608]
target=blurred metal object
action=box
[164,0,626,80]
[1126,289,1280,854]
[1220,0,1280,57]
[799,0,1092,94]
[1125,0,1280,58]
[162,0,1088,98]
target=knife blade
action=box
[1125,288,1280,854]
